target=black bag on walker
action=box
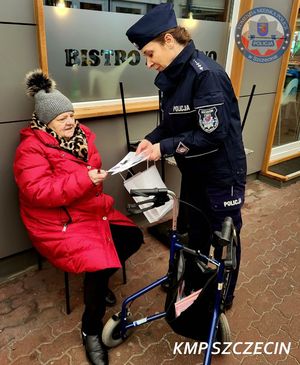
[165,250,218,341]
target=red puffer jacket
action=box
[14,124,136,273]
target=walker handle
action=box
[214,217,237,270]
[214,216,232,247]
[221,216,233,244]
[130,188,168,197]
[223,217,237,270]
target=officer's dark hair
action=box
[155,26,191,46]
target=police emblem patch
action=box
[198,107,219,133]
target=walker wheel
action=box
[102,312,133,348]
[216,313,231,349]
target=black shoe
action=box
[82,332,108,365]
[105,288,116,307]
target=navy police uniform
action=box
[126,3,246,305]
[146,40,246,231]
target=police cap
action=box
[126,3,177,50]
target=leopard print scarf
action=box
[30,113,88,162]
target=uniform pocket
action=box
[207,185,245,212]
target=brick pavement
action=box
[0,179,299,365]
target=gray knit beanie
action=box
[25,69,74,124]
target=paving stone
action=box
[47,355,72,364]
[8,325,54,360]
[241,257,268,279]
[265,261,290,283]
[240,355,272,365]
[228,303,261,332]
[68,346,89,364]
[0,346,10,365]
[249,290,282,315]
[126,338,176,365]
[236,326,267,344]
[0,280,25,302]
[252,308,290,338]
[259,247,288,267]
[9,351,40,365]
[38,330,80,363]
[243,273,275,295]
[228,286,255,310]
[274,293,300,320]
[211,354,241,365]
[277,356,300,365]
[109,334,146,365]
[269,275,296,298]
[282,314,300,342]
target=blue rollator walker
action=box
[102,188,237,365]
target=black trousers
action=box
[177,173,244,305]
[81,224,143,335]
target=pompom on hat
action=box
[126,3,177,50]
[25,69,74,124]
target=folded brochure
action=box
[174,288,202,317]
[108,151,148,175]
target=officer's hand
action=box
[148,143,161,161]
[136,139,152,156]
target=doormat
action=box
[268,157,300,176]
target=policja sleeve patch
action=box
[176,141,190,155]
[198,106,219,133]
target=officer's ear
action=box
[164,33,175,48]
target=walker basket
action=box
[165,250,218,341]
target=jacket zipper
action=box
[61,206,72,232]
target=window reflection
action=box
[43,0,232,102]
[44,0,233,22]
[274,16,300,147]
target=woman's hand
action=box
[88,169,108,186]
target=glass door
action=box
[271,9,300,161]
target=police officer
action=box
[126,3,247,309]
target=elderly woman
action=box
[14,70,143,365]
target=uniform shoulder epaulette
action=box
[190,57,209,75]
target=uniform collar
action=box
[155,40,196,92]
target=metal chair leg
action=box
[36,251,43,270]
[36,250,71,315]
[64,272,71,315]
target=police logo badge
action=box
[198,107,219,133]
[235,7,290,63]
